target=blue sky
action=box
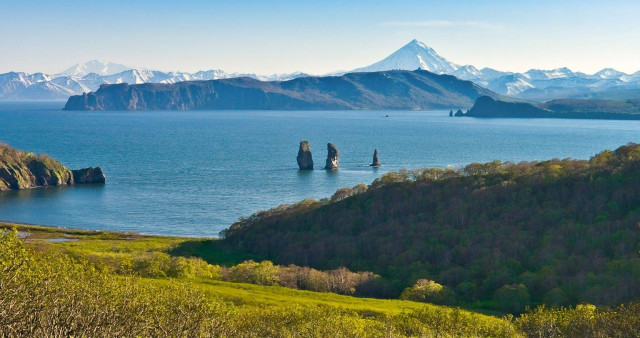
[2,0,640,75]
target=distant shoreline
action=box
[0,221,214,239]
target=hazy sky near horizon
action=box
[2,0,640,75]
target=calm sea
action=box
[1,101,639,237]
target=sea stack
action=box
[324,143,339,170]
[449,110,453,117]
[370,149,381,167]
[455,109,464,116]
[296,141,314,170]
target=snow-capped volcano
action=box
[57,60,133,77]
[353,39,459,74]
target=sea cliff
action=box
[0,143,105,191]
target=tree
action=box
[401,279,456,305]
[494,284,530,313]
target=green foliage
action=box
[224,260,280,286]
[222,143,640,312]
[515,303,640,337]
[392,306,517,337]
[401,279,456,305]
[0,228,229,336]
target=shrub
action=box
[401,279,456,305]
[223,260,280,286]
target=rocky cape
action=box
[63,70,497,111]
[462,96,640,120]
[0,143,105,191]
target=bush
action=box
[401,279,456,305]
[223,260,280,286]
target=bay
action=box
[1,101,639,236]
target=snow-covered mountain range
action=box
[2,40,640,101]
[0,61,310,100]
[349,40,640,100]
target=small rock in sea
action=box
[325,143,339,170]
[296,141,314,170]
[370,149,381,167]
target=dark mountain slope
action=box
[64,70,498,111]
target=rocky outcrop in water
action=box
[370,149,381,167]
[72,167,106,184]
[0,143,105,191]
[454,109,465,116]
[324,143,339,170]
[296,141,314,170]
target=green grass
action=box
[194,278,428,315]
[1,222,253,265]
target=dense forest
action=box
[222,143,640,312]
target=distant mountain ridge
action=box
[4,41,640,101]
[0,60,310,100]
[64,69,497,111]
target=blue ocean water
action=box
[1,101,640,237]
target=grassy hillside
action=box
[2,224,518,336]
[1,224,460,314]
[5,224,640,336]
[222,143,640,312]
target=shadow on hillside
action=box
[168,239,259,266]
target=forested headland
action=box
[222,143,640,313]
